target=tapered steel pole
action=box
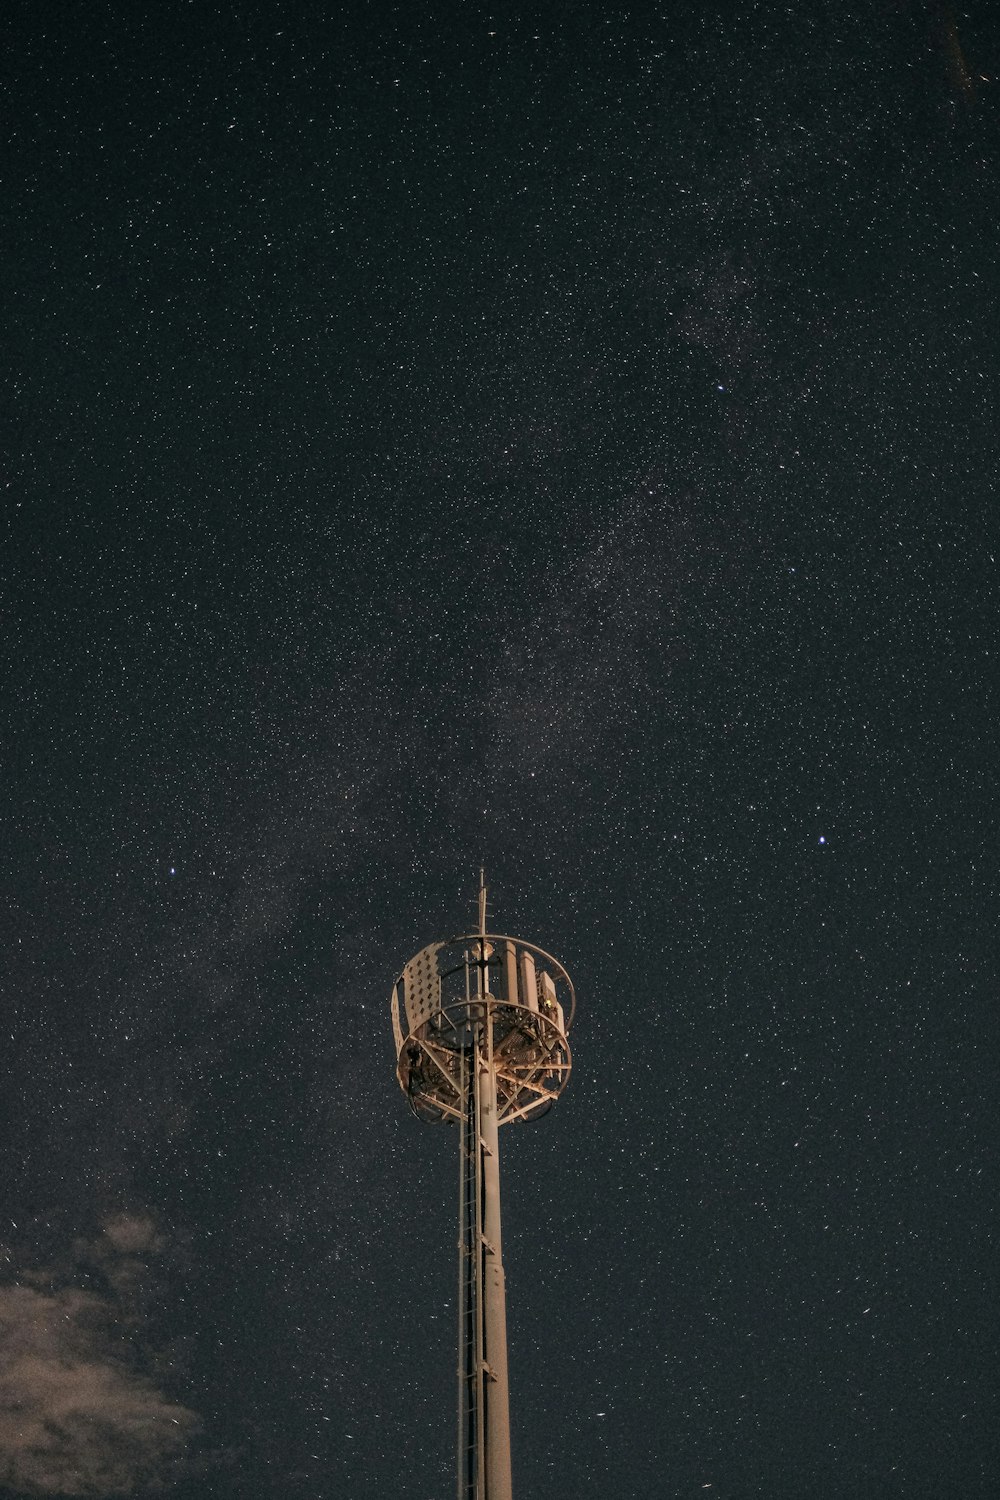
[478,1001,512,1500]
[457,1043,471,1500]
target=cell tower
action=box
[389,872,575,1500]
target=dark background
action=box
[2,2,998,1496]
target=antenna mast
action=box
[389,878,576,1499]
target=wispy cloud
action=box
[0,1216,197,1496]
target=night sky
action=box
[3,3,999,1497]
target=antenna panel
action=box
[501,939,519,1005]
[390,982,404,1053]
[519,948,538,1012]
[402,942,444,1033]
[537,970,557,1012]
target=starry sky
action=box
[2,3,999,1497]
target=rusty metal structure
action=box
[389,873,575,1500]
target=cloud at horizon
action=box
[0,1216,197,1497]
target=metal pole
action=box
[473,1009,487,1498]
[456,1043,469,1500]
[479,1003,513,1500]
